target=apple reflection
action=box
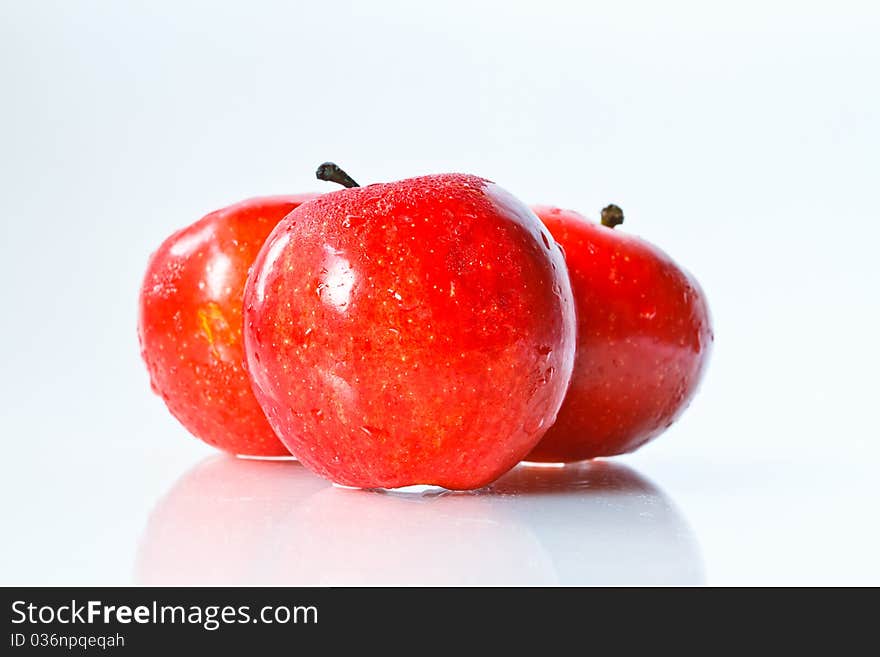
[135,456,331,585]
[481,461,704,584]
[136,457,702,585]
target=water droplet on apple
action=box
[523,415,546,433]
[342,214,366,229]
[359,425,388,441]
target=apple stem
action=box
[316,162,360,188]
[601,204,624,228]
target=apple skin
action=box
[138,194,318,456]
[243,175,576,489]
[526,206,713,462]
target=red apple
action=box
[526,205,713,462]
[243,167,576,489]
[139,194,318,456]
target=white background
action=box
[1,0,878,585]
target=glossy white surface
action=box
[1,1,878,585]
[134,458,702,586]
